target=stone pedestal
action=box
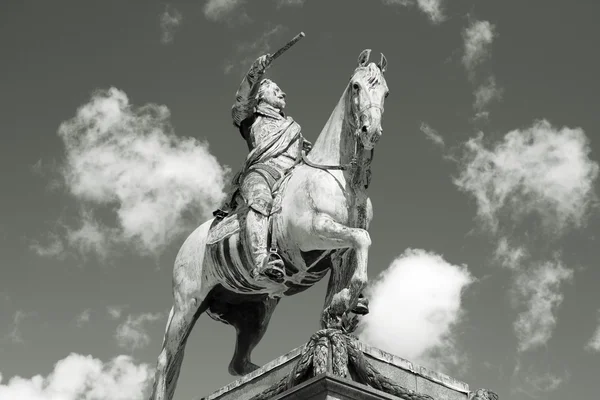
[198,336,495,400]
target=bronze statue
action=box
[148,33,389,400]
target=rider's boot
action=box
[246,209,285,283]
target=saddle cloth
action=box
[206,211,266,293]
[205,160,331,296]
[205,170,291,294]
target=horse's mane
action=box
[307,63,383,166]
[306,82,350,165]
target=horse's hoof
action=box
[352,303,369,315]
[352,296,369,315]
[229,361,260,376]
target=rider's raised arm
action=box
[231,57,267,128]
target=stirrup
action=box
[255,252,285,283]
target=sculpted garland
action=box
[148,34,389,400]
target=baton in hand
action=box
[268,32,305,63]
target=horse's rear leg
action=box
[149,296,208,400]
[228,297,280,376]
[311,214,371,323]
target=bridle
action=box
[301,100,382,172]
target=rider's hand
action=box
[302,139,313,153]
[253,54,271,74]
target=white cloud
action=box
[160,5,182,44]
[525,372,564,393]
[0,292,9,303]
[512,363,568,398]
[204,0,245,21]
[226,25,285,75]
[43,87,229,258]
[585,310,600,352]
[382,0,445,24]
[473,75,502,120]
[115,312,163,351]
[455,120,597,355]
[7,310,33,344]
[276,0,305,6]
[494,237,527,270]
[462,20,495,76]
[31,159,43,176]
[358,249,474,372]
[420,122,444,147]
[65,210,116,261]
[415,0,444,23]
[107,305,126,320]
[75,309,91,328]
[30,233,65,258]
[512,260,573,352]
[0,353,152,400]
[454,120,599,236]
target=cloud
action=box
[204,0,303,21]
[65,210,117,261]
[7,310,34,344]
[75,309,91,328]
[115,312,163,351]
[226,25,285,75]
[0,292,9,303]
[0,353,152,400]
[454,120,599,236]
[107,305,126,320]
[511,367,570,399]
[473,75,502,120]
[462,20,495,77]
[512,361,568,398]
[494,237,527,270]
[420,122,444,147]
[460,20,501,120]
[525,372,564,393]
[276,0,305,6]
[382,0,445,24]
[204,0,245,21]
[415,0,445,23]
[358,249,474,372]
[29,233,65,258]
[160,5,182,44]
[585,310,600,352]
[31,159,43,176]
[39,87,229,259]
[454,120,597,355]
[512,260,573,352]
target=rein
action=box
[301,102,381,172]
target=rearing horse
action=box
[149,49,389,400]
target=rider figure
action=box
[230,54,312,283]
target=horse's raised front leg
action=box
[311,213,370,326]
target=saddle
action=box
[207,161,296,251]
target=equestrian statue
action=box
[149,32,389,400]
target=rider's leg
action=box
[241,172,285,282]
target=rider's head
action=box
[256,79,286,110]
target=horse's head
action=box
[348,49,389,150]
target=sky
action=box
[1,0,600,399]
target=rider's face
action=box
[262,83,286,110]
